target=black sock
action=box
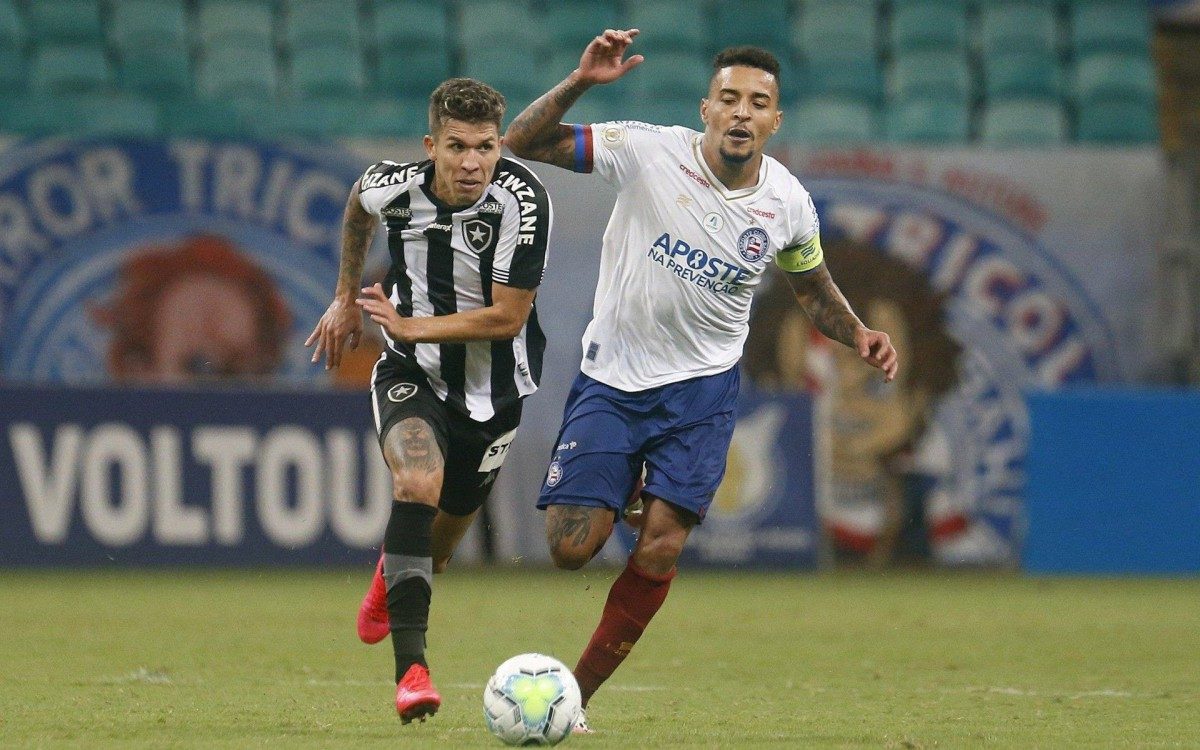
[383,501,437,682]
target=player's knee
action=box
[549,542,593,571]
[432,555,451,574]
[391,471,440,506]
[634,529,686,571]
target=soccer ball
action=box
[483,653,582,746]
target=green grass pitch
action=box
[1,568,1197,748]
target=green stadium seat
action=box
[0,0,28,48]
[26,0,103,44]
[983,50,1063,101]
[979,3,1060,58]
[979,99,1068,146]
[628,0,708,53]
[3,93,160,136]
[889,51,972,103]
[462,48,546,104]
[284,0,361,51]
[541,0,619,49]
[1076,98,1158,144]
[160,96,267,137]
[794,1,878,61]
[564,98,618,126]
[119,45,192,98]
[256,96,428,140]
[77,93,163,136]
[885,97,970,143]
[0,44,25,94]
[458,0,539,48]
[630,50,711,100]
[29,44,114,94]
[629,96,703,129]
[195,1,276,49]
[782,97,877,145]
[890,2,968,53]
[375,46,452,97]
[889,0,967,7]
[711,0,792,51]
[245,99,342,139]
[196,45,278,99]
[535,48,631,103]
[801,57,882,103]
[350,96,430,138]
[372,0,450,49]
[1070,2,1151,57]
[109,0,188,53]
[290,45,365,98]
[3,97,79,134]
[1074,52,1157,106]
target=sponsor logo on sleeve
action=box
[545,461,563,487]
[601,125,626,148]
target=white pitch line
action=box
[962,686,1136,699]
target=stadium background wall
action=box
[0,136,1182,571]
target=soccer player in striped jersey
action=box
[506,31,898,731]
[306,78,552,724]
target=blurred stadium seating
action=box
[0,0,1162,144]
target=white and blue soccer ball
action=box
[483,653,582,746]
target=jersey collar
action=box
[418,160,499,212]
[691,134,769,202]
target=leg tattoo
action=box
[548,506,596,549]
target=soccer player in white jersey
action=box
[505,30,898,730]
[307,78,552,725]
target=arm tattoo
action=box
[384,418,444,475]
[505,77,590,169]
[547,505,595,549]
[336,187,375,296]
[789,266,864,348]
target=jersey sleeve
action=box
[571,121,669,186]
[357,160,420,217]
[492,168,553,290]
[775,188,824,274]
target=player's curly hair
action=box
[428,77,506,135]
[712,46,781,86]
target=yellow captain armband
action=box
[775,234,824,273]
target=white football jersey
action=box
[573,121,823,391]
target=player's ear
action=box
[700,98,709,125]
[423,134,436,160]
[772,108,782,136]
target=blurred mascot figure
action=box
[744,239,960,567]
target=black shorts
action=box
[371,359,522,516]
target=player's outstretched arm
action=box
[785,265,899,382]
[505,28,644,170]
[357,282,536,344]
[305,181,373,369]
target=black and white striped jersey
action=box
[358,157,552,423]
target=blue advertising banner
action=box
[0,384,390,566]
[614,388,821,569]
[1024,389,1200,575]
